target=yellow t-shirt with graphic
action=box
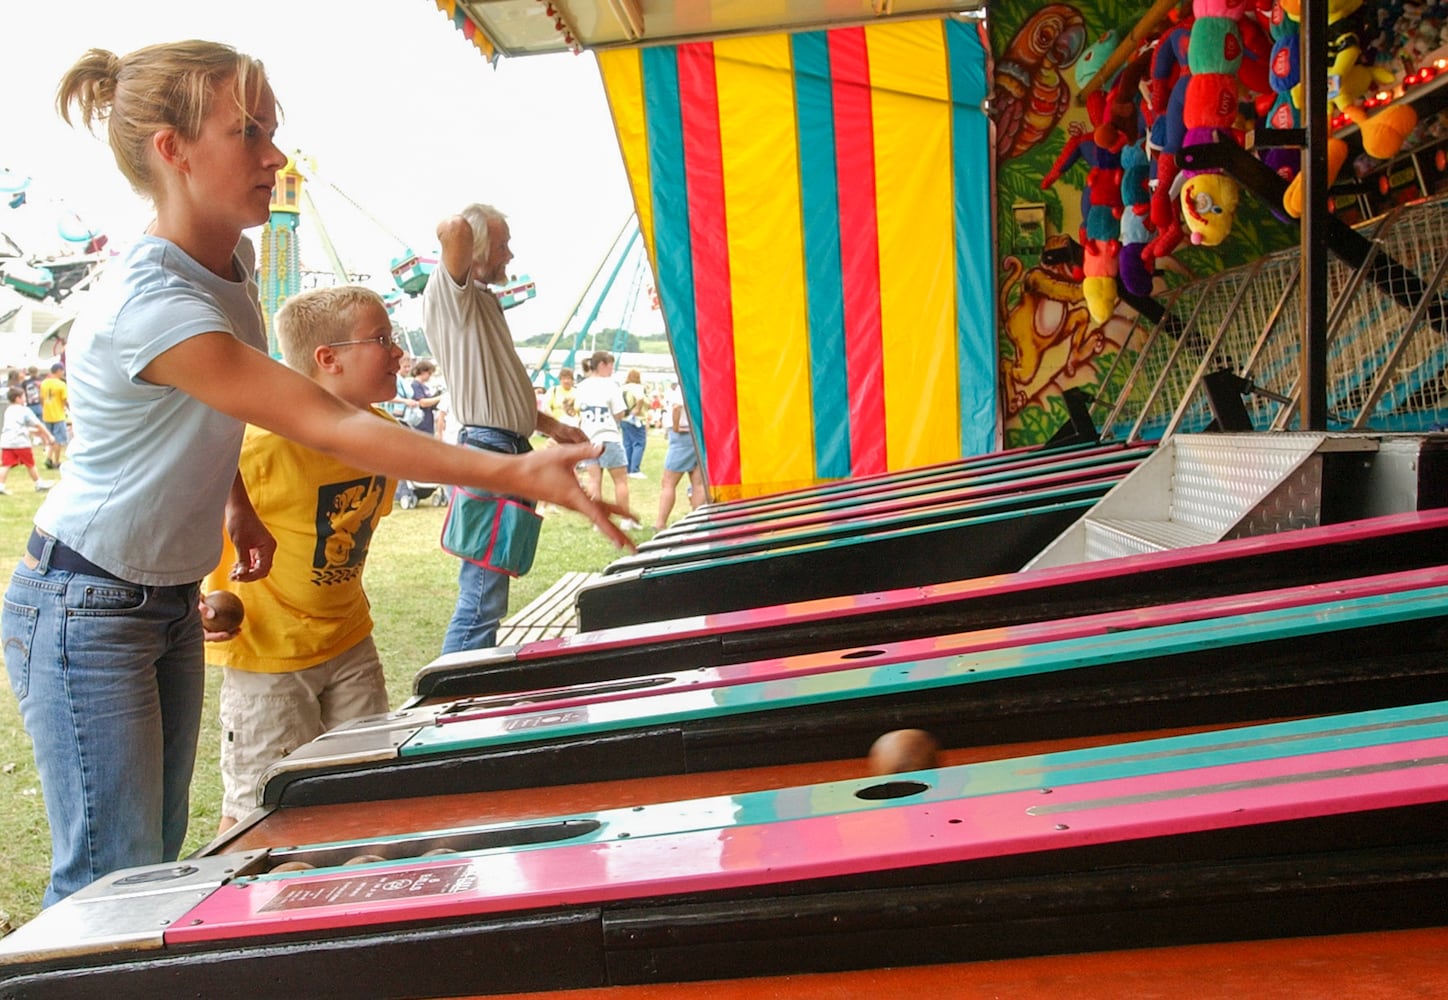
[204,408,395,673]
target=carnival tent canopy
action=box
[600,19,997,499]
[434,0,985,58]
[427,2,999,499]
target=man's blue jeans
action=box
[3,554,204,907]
[441,426,531,654]
[621,419,647,474]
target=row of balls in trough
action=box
[269,847,460,874]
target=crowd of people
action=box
[390,347,704,536]
[536,355,700,531]
[1,38,710,914]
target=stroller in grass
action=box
[395,480,447,509]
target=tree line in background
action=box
[390,325,670,361]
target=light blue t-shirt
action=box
[35,236,268,585]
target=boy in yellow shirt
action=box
[38,363,68,469]
[204,286,403,832]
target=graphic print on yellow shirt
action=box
[315,476,385,586]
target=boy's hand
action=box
[199,595,242,642]
[225,510,276,581]
[228,538,275,582]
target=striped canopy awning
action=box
[431,1,984,58]
[600,17,997,499]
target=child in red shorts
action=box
[0,386,56,494]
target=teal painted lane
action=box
[402,583,1448,755]
[268,701,1448,867]
[640,495,1101,579]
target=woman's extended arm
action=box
[142,334,634,548]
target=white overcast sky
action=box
[0,0,649,337]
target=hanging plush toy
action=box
[1146,10,1195,261]
[1042,88,1126,326]
[1176,0,1255,246]
[1257,0,1303,210]
[1278,0,1419,217]
[1119,140,1156,295]
[1144,1,1276,252]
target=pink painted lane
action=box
[516,509,1448,661]
[169,732,1448,944]
[636,457,1143,554]
[673,441,1134,523]
[655,444,1147,537]
[434,565,1448,725]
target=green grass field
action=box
[0,431,678,929]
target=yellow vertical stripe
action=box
[597,50,657,263]
[713,35,815,490]
[867,22,960,470]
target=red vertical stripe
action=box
[677,42,741,488]
[828,28,887,476]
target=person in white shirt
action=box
[573,350,640,530]
[0,386,56,494]
[423,204,624,653]
[656,382,705,529]
[434,390,460,446]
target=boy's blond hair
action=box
[275,286,388,375]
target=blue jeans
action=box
[3,550,204,907]
[621,420,647,474]
[442,426,531,654]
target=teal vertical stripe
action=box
[791,31,852,479]
[946,19,998,455]
[642,47,705,457]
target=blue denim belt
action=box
[27,529,127,583]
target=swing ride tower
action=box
[258,156,303,358]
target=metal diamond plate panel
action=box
[1170,435,1324,535]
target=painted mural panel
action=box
[991,0,1305,447]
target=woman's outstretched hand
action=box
[522,442,638,551]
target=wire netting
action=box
[1097,194,1448,440]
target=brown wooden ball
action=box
[269,860,316,874]
[867,729,940,775]
[344,854,387,866]
[203,590,245,632]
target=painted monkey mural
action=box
[999,235,1100,416]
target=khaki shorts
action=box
[218,635,389,821]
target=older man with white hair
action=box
[424,203,592,653]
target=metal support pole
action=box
[1300,0,1329,430]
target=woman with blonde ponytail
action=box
[8,40,628,908]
